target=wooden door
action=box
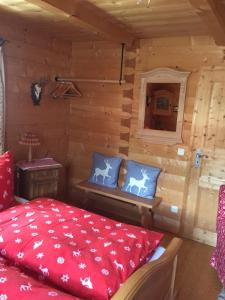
[182,67,225,246]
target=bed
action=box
[0,196,182,300]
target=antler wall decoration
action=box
[31,78,48,106]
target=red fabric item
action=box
[0,256,82,300]
[0,198,163,300]
[211,185,225,289]
[0,151,14,211]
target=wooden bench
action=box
[76,180,161,229]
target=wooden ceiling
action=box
[88,0,207,38]
[0,0,225,45]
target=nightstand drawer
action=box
[29,169,59,181]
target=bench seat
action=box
[76,180,161,228]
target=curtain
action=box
[0,46,5,154]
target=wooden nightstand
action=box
[15,158,62,200]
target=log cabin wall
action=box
[68,41,138,215]
[1,5,224,245]
[130,36,225,241]
[68,42,125,206]
[2,8,224,244]
[2,13,72,197]
[69,36,225,245]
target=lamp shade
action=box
[19,132,40,162]
[19,132,40,146]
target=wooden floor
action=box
[172,236,221,300]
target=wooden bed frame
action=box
[112,237,182,300]
[76,181,182,299]
[14,197,182,299]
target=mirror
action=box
[138,68,190,144]
[145,83,180,132]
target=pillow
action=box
[121,160,161,199]
[88,152,122,188]
[0,151,14,211]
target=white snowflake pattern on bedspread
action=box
[0,256,81,300]
[0,198,163,300]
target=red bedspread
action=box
[0,256,81,300]
[0,198,163,300]
[211,185,225,289]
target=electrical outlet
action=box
[170,205,179,214]
[177,148,185,156]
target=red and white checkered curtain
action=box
[0,46,5,154]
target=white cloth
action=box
[149,246,166,262]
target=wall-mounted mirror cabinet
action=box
[137,68,190,144]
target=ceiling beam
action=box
[189,0,225,45]
[26,0,135,45]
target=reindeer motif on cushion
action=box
[89,152,122,188]
[126,169,150,196]
[93,159,112,184]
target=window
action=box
[137,68,190,144]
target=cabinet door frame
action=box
[137,67,190,144]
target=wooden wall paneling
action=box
[68,36,225,244]
[70,115,122,135]
[138,37,224,72]
[195,187,218,232]
[119,41,138,157]
[2,17,72,198]
[180,69,214,238]
[68,42,134,209]
[182,67,225,245]
[129,153,188,177]
[72,42,125,78]
[69,129,121,147]
[129,139,190,161]
[128,36,225,236]
[118,41,138,187]
[154,215,180,234]
[2,3,225,246]
[68,42,124,197]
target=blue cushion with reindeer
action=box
[121,160,161,199]
[88,152,122,188]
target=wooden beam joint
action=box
[26,0,134,44]
[189,0,225,45]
